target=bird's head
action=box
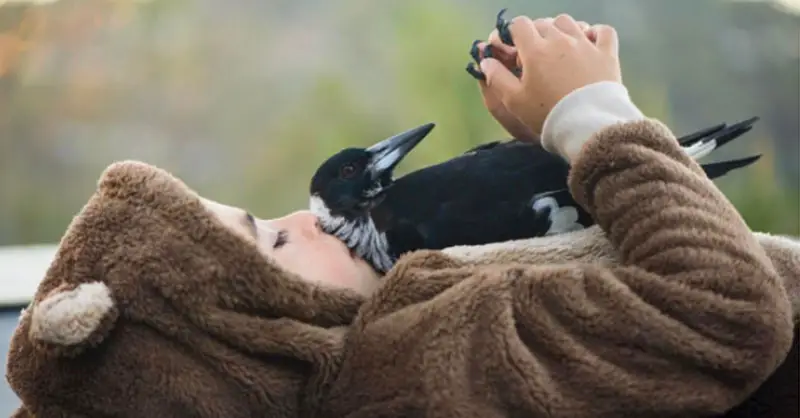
[309,122,435,220]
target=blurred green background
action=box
[0,0,798,245]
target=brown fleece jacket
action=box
[5,119,798,418]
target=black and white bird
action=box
[309,117,761,273]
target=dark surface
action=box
[723,325,799,418]
[0,307,23,416]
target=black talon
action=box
[465,62,486,81]
[512,67,522,78]
[470,39,481,64]
[484,44,494,59]
[496,8,514,46]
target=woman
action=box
[7,14,797,418]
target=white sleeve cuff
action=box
[541,81,646,163]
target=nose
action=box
[281,210,322,238]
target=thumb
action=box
[479,58,520,100]
[593,24,619,56]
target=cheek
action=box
[308,249,363,288]
[314,250,356,277]
[275,245,349,284]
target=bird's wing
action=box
[461,140,506,155]
[461,116,758,161]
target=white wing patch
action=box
[532,196,584,235]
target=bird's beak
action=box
[366,122,435,180]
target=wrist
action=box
[541,81,645,163]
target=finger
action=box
[508,16,544,51]
[552,14,584,38]
[479,58,521,101]
[500,17,551,41]
[486,31,520,71]
[486,25,517,51]
[478,41,517,71]
[576,20,595,42]
[487,28,501,46]
[508,16,548,70]
[532,17,553,39]
[593,24,619,56]
[584,25,599,44]
[478,79,536,141]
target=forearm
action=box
[516,83,793,413]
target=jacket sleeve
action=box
[505,83,793,416]
[351,82,795,418]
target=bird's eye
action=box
[340,164,356,178]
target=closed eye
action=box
[273,229,288,249]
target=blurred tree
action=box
[0,0,797,245]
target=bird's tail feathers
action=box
[680,116,759,160]
[701,154,762,179]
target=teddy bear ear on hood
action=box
[16,160,161,358]
[15,159,365,359]
[25,281,119,358]
[5,159,371,418]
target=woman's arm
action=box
[504,81,792,415]
[332,80,794,418]
[323,16,794,417]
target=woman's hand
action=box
[477,14,621,136]
[472,39,538,142]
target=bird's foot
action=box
[466,39,486,81]
[465,8,521,81]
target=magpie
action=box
[309,117,761,274]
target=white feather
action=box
[532,196,584,235]
[309,195,394,272]
[683,138,718,160]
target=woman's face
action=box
[200,198,381,295]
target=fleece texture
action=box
[5,160,366,418]
[5,121,798,417]
[317,118,796,418]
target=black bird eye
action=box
[340,164,356,179]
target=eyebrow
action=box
[243,212,258,238]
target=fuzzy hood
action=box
[6,160,366,418]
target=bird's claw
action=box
[496,8,514,46]
[465,8,517,81]
[470,39,481,63]
[466,39,486,81]
[465,62,486,81]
